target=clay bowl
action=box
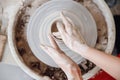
[8,0,115,80]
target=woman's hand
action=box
[56,12,89,54]
[40,34,83,80]
[41,12,120,80]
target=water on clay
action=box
[14,0,108,80]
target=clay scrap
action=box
[0,35,7,61]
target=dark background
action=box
[105,0,120,55]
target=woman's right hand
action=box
[56,12,89,54]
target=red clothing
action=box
[89,70,115,80]
[89,54,120,80]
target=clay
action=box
[0,35,7,61]
[83,0,108,51]
[0,8,7,61]
[14,0,108,80]
[51,22,58,33]
[74,0,84,2]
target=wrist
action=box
[65,64,82,80]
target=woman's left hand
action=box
[40,34,83,80]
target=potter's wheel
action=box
[27,0,97,67]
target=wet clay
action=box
[0,35,7,61]
[83,0,108,51]
[51,22,58,32]
[14,0,108,80]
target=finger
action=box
[56,22,67,41]
[40,44,49,53]
[60,12,74,33]
[56,21,66,34]
[52,32,60,36]
[60,12,71,26]
[78,33,86,44]
[67,17,75,27]
[48,34,60,50]
[52,32,62,39]
[40,44,56,55]
[43,45,60,56]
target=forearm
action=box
[55,12,120,79]
[75,44,120,79]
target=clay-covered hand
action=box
[56,12,89,53]
[40,34,83,80]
